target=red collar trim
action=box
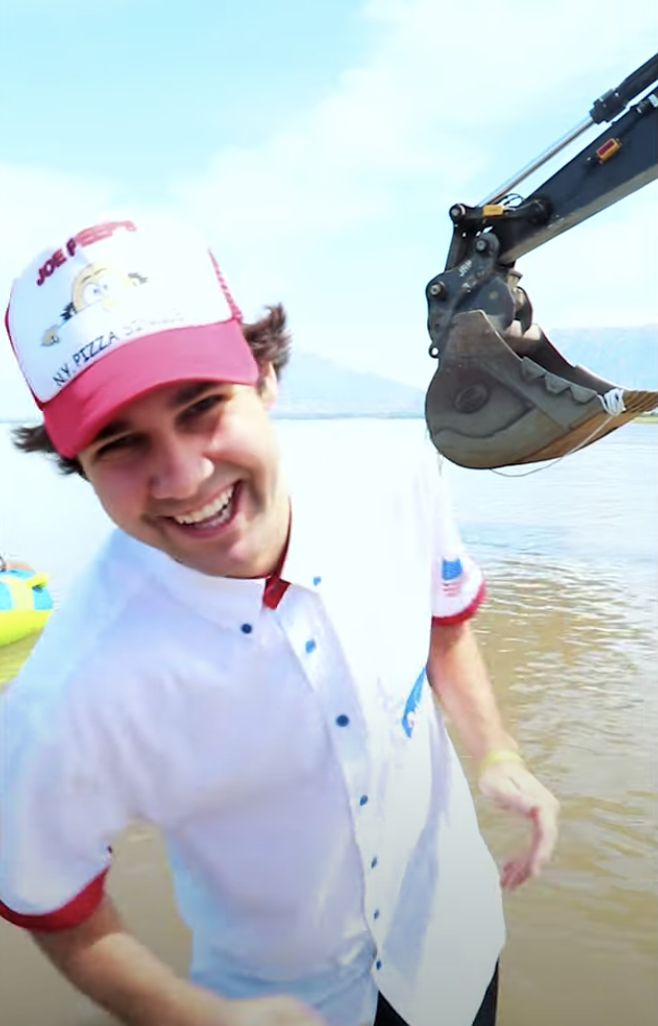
[262,506,291,610]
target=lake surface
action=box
[1,419,656,1026]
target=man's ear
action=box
[258,363,279,409]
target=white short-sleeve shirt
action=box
[0,439,504,1026]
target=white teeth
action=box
[173,486,235,525]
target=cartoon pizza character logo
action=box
[41,263,147,346]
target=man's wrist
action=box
[478,748,525,777]
[130,980,226,1026]
[139,978,233,1026]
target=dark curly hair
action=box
[11,304,291,478]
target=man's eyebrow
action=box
[91,417,131,444]
[170,381,225,407]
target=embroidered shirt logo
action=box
[401,667,426,737]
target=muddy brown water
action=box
[1,420,656,1026]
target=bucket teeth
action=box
[520,359,544,381]
[544,372,571,395]
[522,358,600,404]
[570,383,596,405]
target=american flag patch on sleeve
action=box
[432,552,485,623]
[441,557,464,597]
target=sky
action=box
[1,0,656,417]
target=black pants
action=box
[374,964,499,1026]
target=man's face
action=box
[77,369,289,578]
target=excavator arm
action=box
[424,53,658,469]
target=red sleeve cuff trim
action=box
[0,867,109,932]
[432,579,487,626]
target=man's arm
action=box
[426,618,518,764]
[31,895,324,1026]
[427,618,559,888]
[32,895,230,1026]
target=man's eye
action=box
[185,395,225,417]
[96,435,139,459]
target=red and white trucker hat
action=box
[5,215,259,457]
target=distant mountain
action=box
[548,325,658,390]
[275,350,425,418]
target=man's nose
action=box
[148,436,214,501]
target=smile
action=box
[171,485,236,527]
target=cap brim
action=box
[43,321,259,458]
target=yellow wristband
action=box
[478,749,524,776]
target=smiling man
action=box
[0,214,558,1026]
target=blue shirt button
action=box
[335,714,350,727]
[374,910,380,920]
[359,795,368,806]
[371,857,378,869]
[376,960,382,970]
[312,576,322,586]
[240,623,253,634]
[305,639,317,654]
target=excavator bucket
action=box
[425,310,658,469]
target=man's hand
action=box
[478,759,560,890]
[221,994,327,1025]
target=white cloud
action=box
[173,0,657,226]
[520,185,658,330]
